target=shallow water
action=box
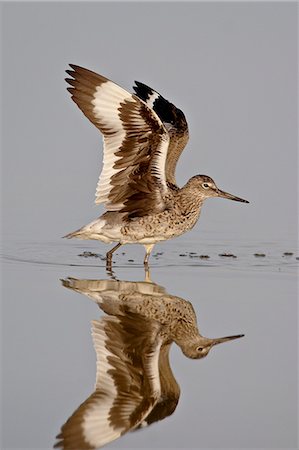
[1,236,298,449]
[2,235,298,274]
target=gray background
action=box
[2,1,297,243]
[1,2,298,450]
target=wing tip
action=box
[133,80,145,89]
[53,433,63,448]
[65,66,77,77]
[132,80,155,101]
[68,63,84,73]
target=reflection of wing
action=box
[135,344,180,430]
[133,81,189,187]
[55,312,162,450]
[66,65,170,217]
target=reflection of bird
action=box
[55,278,244,449]
[64,65,248,267]
[62,277,244,359]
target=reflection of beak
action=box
[216,189,249,203]
[212,334,245,346]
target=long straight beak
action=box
[212,334,245,346]
[216,189,249,203]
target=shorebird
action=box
[55,278,244,449]
[64,65,249,267]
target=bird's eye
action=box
[202,183,210,189]
[197,347,204,352]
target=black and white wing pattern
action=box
[133,81,189,187]
[66,65,170,217]
[54,312,163,450]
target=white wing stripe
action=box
[151,136,170,192]
[146,92,159,109]
[150,342,162,395]
[83,320,120,447]
[92,82,133,205]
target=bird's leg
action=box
[106,266,118,281]
[143,244,154,267]
[106,242,122,269]
[144,266,152,283]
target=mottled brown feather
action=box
[66,65,170,218]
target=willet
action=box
[55,277,244,449]
[64,65,249,267]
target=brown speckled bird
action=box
[55,277,244,450]
[64,65,249,266]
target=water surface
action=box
[1,237,297,449]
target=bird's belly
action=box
[121,209,200,243]
[130,236,167,245]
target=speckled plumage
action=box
[62,277,244,358]
[64,65,248,266]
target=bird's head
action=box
[180,333,244,360]
[190,175,249,203]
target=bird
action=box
[64,65,249,267]
[55,277,244,449]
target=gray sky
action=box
[2,1,297,243]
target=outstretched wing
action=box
[66,65,170,217]
[54,312,162,450]
[133,81,189,187]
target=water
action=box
[1,236,297,449]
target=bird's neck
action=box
[176,181,205,214]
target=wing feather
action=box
[54,313,162,450]
[133,81,189,187]
[66,65,170,217]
